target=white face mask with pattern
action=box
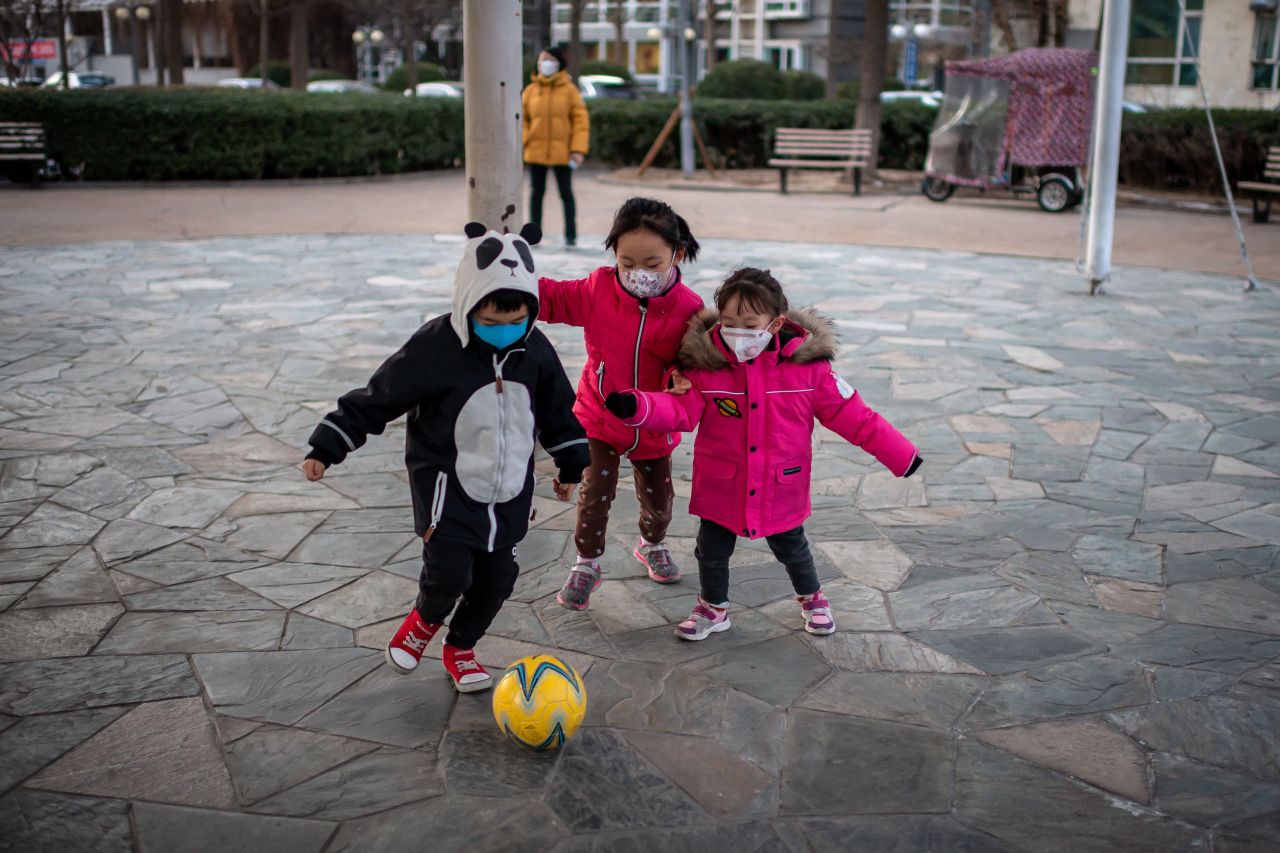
[620,251,677,299]
[720,327,774,361]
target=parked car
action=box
[0,76,42,88]
[41,71,114,89]
[578,74,641,100]
[405,81,462,97]
[307,79,380,94]
[880,90,943,108]
[217,77,281,90]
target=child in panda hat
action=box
[302,222,589,693]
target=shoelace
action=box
[691,604,721,623]
[454,659,480,672]
[566,567,596,593]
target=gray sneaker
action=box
[556,562,602,611]
[634,540,682,584]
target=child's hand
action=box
[668,370,692,396]
[552,478,576,502]
[301,459,327,481]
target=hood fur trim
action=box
[677,306,838,370]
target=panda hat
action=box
[451,221,543,348]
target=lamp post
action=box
[646,1,697,178]
[351,26,385,86]
[113,4,150,85]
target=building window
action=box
[765,1,810,17]
[1126,0,1201,87]
[1255,15,1279,90]
[634,41,660,74]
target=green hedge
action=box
[381,62,445,92]
[0,88,463,180]
[697,60,787,100]
[1119,108,1280,193]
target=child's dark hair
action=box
[604,197,700,263]
[714,268,788,317]
[472,288,533,315]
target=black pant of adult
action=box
[695,519,820,606]
[528,163,577,245]
[415,539,519,650]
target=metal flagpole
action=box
[1083,0,1130,295]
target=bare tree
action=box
[162,0,183,83]
[702,0,716,73]
[991,0,1018,52]
[0,0,51,84]
[400,0,415,91]
[608,0,625,65]
[856,0,888,175]
[567,0,585,77]
[289,0,308,88]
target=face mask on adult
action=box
[471,318,528,350]
[539,60,560,78]
[620,251,677,299]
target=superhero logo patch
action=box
[714,398,742,418]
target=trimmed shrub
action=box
[0,88,463,180]
[246,60,292,87]
[783,70,826,101]
[1119,108,1280,193]
[583,60,633,81]
[381,61,445,92]
[696,60,787,100]
[307,68,346,82]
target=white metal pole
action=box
[1083,0,1131,295]
[730,0,740,58]
[678,0,694,177]
[753,0,764,59]
[463,0,524,229]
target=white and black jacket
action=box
[306,224,589,552]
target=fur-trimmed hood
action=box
[677,306,838,371]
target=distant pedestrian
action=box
[522,46,589,247]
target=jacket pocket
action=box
[770,460,810,513]
[700,456,737,480]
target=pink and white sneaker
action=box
[634,539,682,584]
[385,608,441,674]
[441,644,492,693]
[675,598,730,641]
[798,590,836,635]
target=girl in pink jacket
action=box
[604,267,922,640]
[539,197,706,611]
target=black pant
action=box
[528,163,576,244]
[415,539,519,650]
[695,519,820,606]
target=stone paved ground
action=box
[0,235,1278,853]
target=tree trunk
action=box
[856,0,888,176]
[568,0,584,78]
[612,2,626,65]
[825,0,839,98]
[164,0,184,84]
[993,0,1018,52]
[403,0,417,93]
[703,0,716,72]
[290,0,308,90]
[54,0,70,89]
[259,0,269,83]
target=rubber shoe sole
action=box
[634,547,682,584]
[450,673,493,693]
[556,569,603,611]
[674,617,731,641]
[384,643,419,675]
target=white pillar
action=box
[730,0,740,58]
[102,9,113,55]
[463,0,524,229]
[678,0,694,176]
[1083,0,1131,294]
[747,0,757,58]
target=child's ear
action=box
[464,222,487,239]
[769,315,786,334]
[519,223,542,246]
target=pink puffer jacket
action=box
[620,308,920,539]
[539,266,704,460]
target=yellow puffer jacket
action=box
[522,71,590,167]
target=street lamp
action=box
[646,2,698,177]
[351,27,385,85]
[113,4,150,86]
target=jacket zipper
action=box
[595,361,606,399]
[624,303,648,455]
[422,471,448,543]
[488,352,510,552]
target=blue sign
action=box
[904,39,919,86]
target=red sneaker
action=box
[441,644,492,693]
[384,608,440,674]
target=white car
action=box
[42,71,114,89]
[307,79,379,94]
[217,77,280,90]
[578,75,640,100]
[880,90,943,108]
[405,81,462,97]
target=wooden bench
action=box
[1239,145,1280,223]
[768,128,872,195]
[0,122,47,186]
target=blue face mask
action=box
[471,317,528,350]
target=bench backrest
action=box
[1266,145,1280,183]
[773,128,872,162]
[0,122,45,152]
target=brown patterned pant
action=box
[574,438,674,560]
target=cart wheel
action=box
[1037,177,1073,213]
[922,177,954,203]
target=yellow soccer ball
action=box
[491,654,586,750]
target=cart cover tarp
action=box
[924,76,1010,186]
[947,48,1096,168]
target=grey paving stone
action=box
[1165,546,1278,584]
[965,656,1151,727]
[0,654,198,714]
[1152,752,1280,826]
[95,610,285,654]
[910,624,1104,675]
[226,562,368,608]
[889,573,1042,631]
[791,816,1016,853]
[16,548,116,608]
[1164,577,1280,635]
[0,789,133,853]
[193,648,382,724]
[223,725,379,803]
[798,671,987,729]
[294,570,417,628]
[326,795,564,853]
[112,537,266,585]
[249,746,442,820]
[0,603,122,662]
[50,466,150,520]
[1071,534,1164,584]
[1110,623,1280,674]
[0,707,128,793]
[688,634,832,707]
[280,612,353,650]
[780,710,951,815]
[1107,696,1280,782]
[133,802,333,853]
[123,576,280,611]
[441,727,559,798]
[298,665,454,748]
[91,518,186,565]
[0,503,105,548]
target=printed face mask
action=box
[538,60,560,77]
[620,252,676,299]
[471,318,527,350]
[720,326,774,362]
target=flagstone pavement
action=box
[0,234,1278,853]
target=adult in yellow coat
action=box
[522,47,589,247]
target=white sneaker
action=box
[674,598,730,641]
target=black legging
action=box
[528,163,577,244]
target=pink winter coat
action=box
[539,266,704,460]
[620,308,920,539]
